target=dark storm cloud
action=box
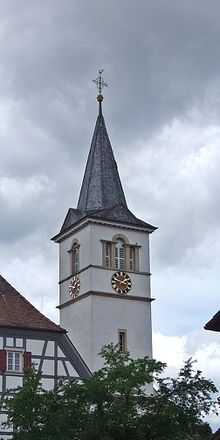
[0,0,219,347]
[0,0,219,250]
[0,0,219,145]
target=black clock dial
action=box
[111,271,132,294]
[69,276,80,298]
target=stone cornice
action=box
[52,217,154,243]
[59,264,151,285]
[57,290,154,310]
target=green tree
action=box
[4,344,218,440]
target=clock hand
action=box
[117,279,127,286]
[112,277,127,286]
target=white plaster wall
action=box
[58,347,66,357]
[26,339,44,355]
[59,222,151,282]
[90,223,150,272]
[41,378,54,390]
[42,359,54,375]
[15,339,23,348]
[60,295,93,369]
[45,341,54,356]
[59,220,153,372]
[91,295,152,371]
[0,414,11,432]
[61,295,152,372]
[59,222,152,305]
[6,338,13,347]
[65,361,78,377]
[59,224,92,280]
[58,360,66,376]
[61,266,151,305]
[6,375,23,390]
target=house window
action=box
[115,239,125,269]
[0,350,31,373]
[7,351,22,372]
[70,241,79,275]
[118,330,127,352]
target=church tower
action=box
[52,72,156,372]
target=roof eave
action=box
[204,311,220,333]
[0,323,66,333]
[52,214,157,243]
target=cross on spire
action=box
[92,70,108,114]
[92,69,108,94]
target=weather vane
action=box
[92,69,108,95]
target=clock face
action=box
[69,276,80,298]
[111,271,132,294]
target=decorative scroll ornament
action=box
[92,69,108,95]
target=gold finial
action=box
[92,69,108,102]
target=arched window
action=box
[115,239,125,269]
[102,234,139,272]
[70,241,79,275]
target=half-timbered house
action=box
[0,275,91,439]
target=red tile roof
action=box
[0,275,65,333]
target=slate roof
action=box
[77,112,127,212]
[0,275,65,333]
[54,204,156,240]
[53,105,156,238]
[204,311,220,332]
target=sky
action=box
[0,0,220,427]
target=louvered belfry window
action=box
[115,239,125,269]
[71,241,79,275]
[105,242,111,268]
[102,236,139,271]
[129,246,135,270]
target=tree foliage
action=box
[4,344,218,440]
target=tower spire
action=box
[92,69,108,115]
[77,71,127,213]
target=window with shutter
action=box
[105,242,112,267]
[115,239,125,269]
[7,351,22,372]
[23,351,32,369]
[129,246,135,270]
[102,235,140,272]
[0,350,6,372]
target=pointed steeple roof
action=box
[77,110,127,213]
[52,76,157,240]
[0,275,65,332]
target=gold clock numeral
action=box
[111,271,132,295]
[69,276,80,298]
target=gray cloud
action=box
[0,1,220,411]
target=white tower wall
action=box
[58,221,153,371]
